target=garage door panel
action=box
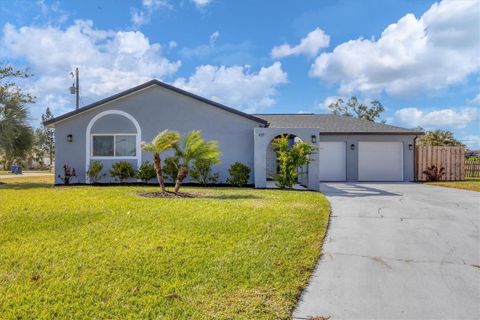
[319,142,346,181]
[358,142,403,181]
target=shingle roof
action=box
[45,80,268,126]
[255,114,423,135]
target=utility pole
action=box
[69,67,80,109]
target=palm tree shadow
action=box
[203,194,263,200]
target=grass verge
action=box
[425,177,480,192]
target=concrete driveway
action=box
[293,183,480,320]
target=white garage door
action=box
[358,142,403,181]
[319,142,346,181]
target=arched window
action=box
[85,110,142,182]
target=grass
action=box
[0,170,51,176]
[425,177,480,192]
[0,175,330,319]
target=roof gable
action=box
[45,80,268,126]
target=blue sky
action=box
[1,0,479,148]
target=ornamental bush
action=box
[109,161,135,183]
[272,135,314,189]
[190,158,220,186]
[87,160,103,183]
[136,161,156,183]
[227,162,250,187]
[163,156,180,183]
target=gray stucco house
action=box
[45,80,423,190]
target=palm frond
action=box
[141,129,180,153]
[178,130,222,165]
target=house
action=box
[45,80,423,190]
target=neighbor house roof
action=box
[45,79,268,126]
[255,114,424,135]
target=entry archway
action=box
[254,127,319,190]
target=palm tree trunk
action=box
[153,153,166,193]
[174,166,188,193]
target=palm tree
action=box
[141,130,180,193]
[173,130,221,193]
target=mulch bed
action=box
[137,191,199,198]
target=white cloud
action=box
[1,20,180,118]
[173,62,287,113]
[191,0,212,8]
[461,135,480,149]
[393,107,478,129]
[310,0,480,96]
[168,40,177,49]
[130,0,171,27]
[317,96,343,111]
[209,31,220,45]
[470,93,480,105]
[34,0,69,25]
[271,27,330,59]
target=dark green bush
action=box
[163,156,179,183]
[227,162,250,187]
[87,160,103,183]
[137,161,156,183]
[190,159,220,186]
[109,161,136,183]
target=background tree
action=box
[173,130,221,193]
[31,128,46,167]
[0,66,34,169]
[328,97,385,122]
[417,129,463,146]
[37,107,55,170]
[141,130,180,193]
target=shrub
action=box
[58,164,77,185]
[272,135,314,189]
[87,160,103,183]
[163,156,179,183]
[227,162,251,187]
[109,161,136,183]
[423,165,446,181]
[137,161,156,183]
[190,158,220,186]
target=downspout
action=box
[413,136,418,182]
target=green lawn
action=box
[0,176,330,319]
[426,177,480,192]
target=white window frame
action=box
[85,110,142,183]
[91,133,137,159]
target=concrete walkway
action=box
[293,183,480,320]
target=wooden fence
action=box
[465,159,480,177]
[416,146,465,181]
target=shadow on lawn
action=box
[0,182,54,190]
[202,194,263,200]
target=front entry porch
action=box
[253,127,320,191]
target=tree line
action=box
[0,66,54,170]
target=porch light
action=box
[350,143,355,150]
[67,134,73,142]
[311,135,317,143]
[408,144,413,150]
